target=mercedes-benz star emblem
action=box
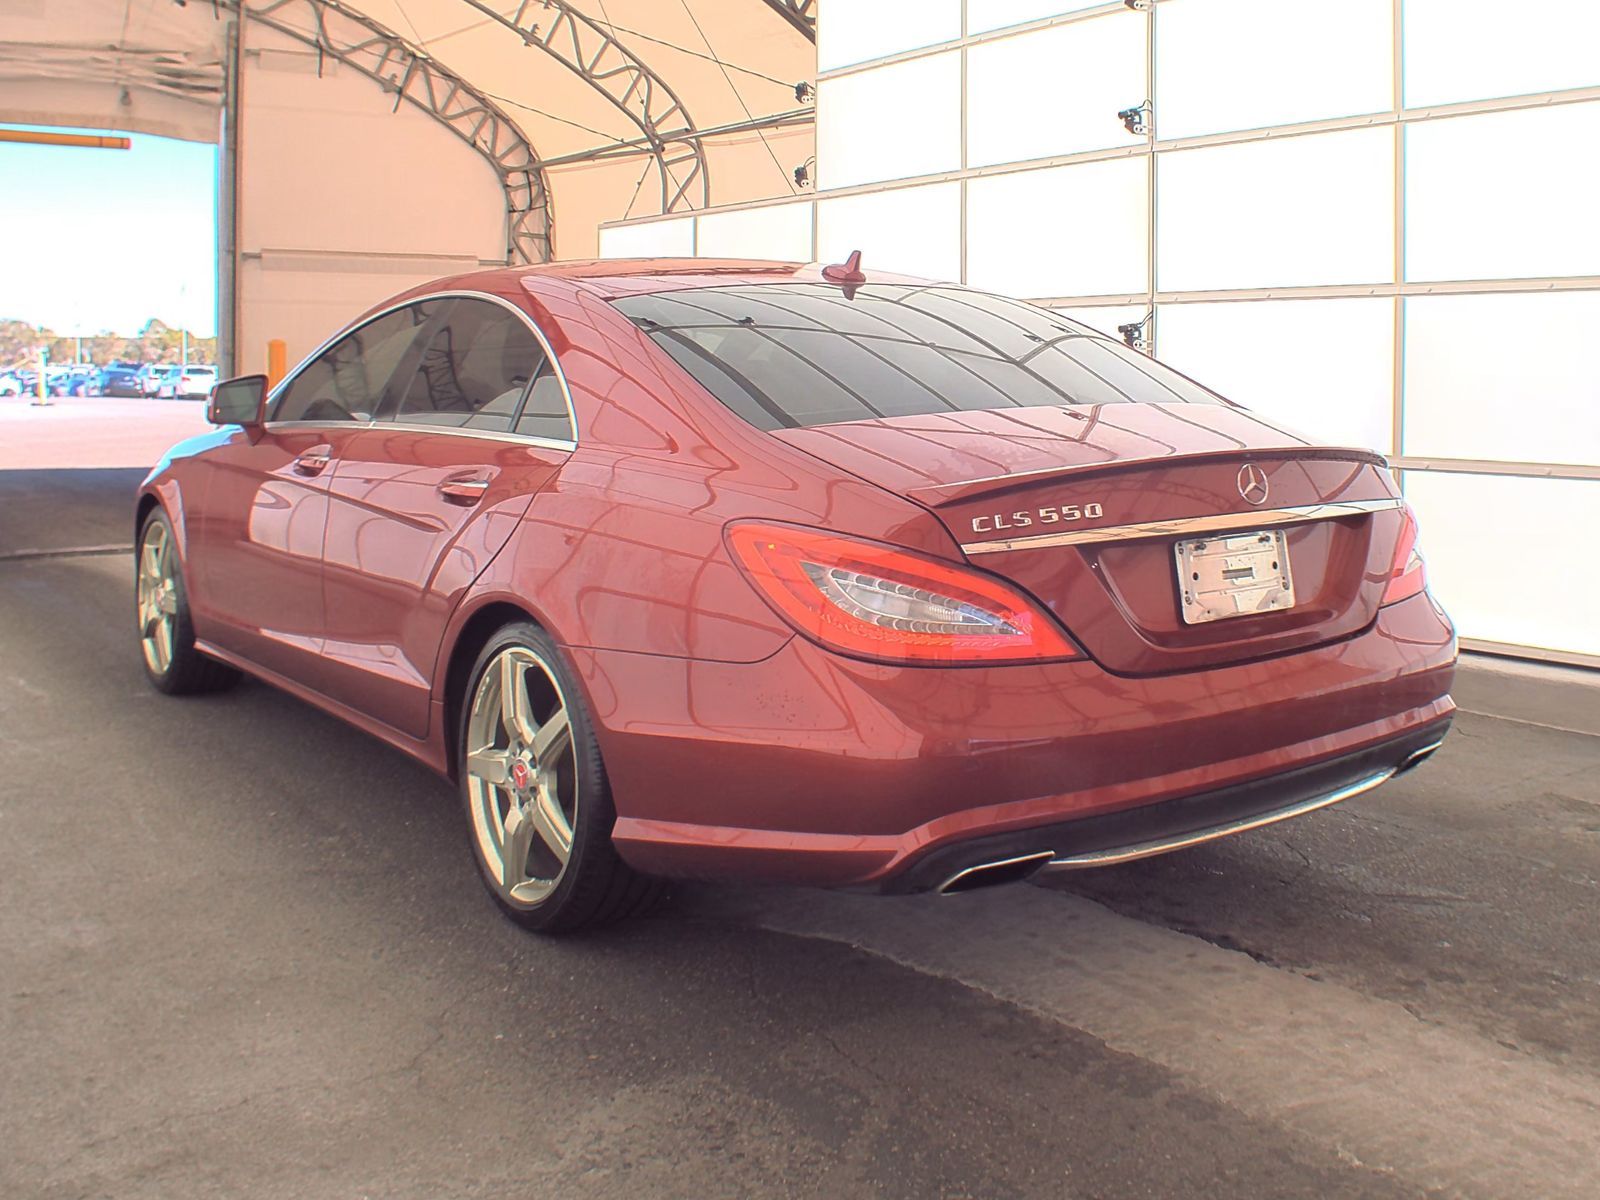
[1237,463,1270,506]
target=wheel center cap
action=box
[510,759,532,790]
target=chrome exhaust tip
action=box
[937,850,1055,895]
[1396,739,1445,774]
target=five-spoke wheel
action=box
[465,645,578,906]
[459,622,662,932]
[134,508,239,695]
[137,518,180,675]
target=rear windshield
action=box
[613,283,1223,431]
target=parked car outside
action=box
[100,366,145,397]
[0,371,22,396]
[177,364,218,399]
[151,365,184,398]
[134,259,1456,934]
[136,364,162,396]
[47,368,94,397]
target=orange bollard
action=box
[267,339,287,391]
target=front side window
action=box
[388,298,549,433]
[614,283,1225,431]
[272,301,440,423]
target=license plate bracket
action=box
[1174,529,1295,625]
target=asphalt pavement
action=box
[3,469,1598,1199]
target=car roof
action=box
[406,257,933,303]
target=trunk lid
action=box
[773,404,1405,675]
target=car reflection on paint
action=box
[134,258,1456,933]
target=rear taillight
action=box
[1381,505,1427,606]
[726,522,1080,665]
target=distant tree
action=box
[0,317,217,369]
[0,319,44,367]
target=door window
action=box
[389,298,549,432]
[271,301,439,423]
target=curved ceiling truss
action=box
[448,0,709,213]
[227,0,554,263]
[758,0,816,42]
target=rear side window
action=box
[614,283,1223,431]
[388,298,547,432]
[514,363,571,441]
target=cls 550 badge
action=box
[971,503,1104,534]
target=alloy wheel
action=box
[464,646,578,906]
[136,522,179,675]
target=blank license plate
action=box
[1174,529,1295,625]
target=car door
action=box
[194,301,437,682]
[318,294,576,738]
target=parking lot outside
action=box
[2,402,1598,1197]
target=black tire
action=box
[459,621,663,934]
[135,507,241,696]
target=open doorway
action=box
[0,123,218,550]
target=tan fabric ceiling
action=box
[0,0,816,245]
[0,0,226,141]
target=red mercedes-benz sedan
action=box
[135,258,1455,932]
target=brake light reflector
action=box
[1381,505,1427,606]
[726,522,1080,664]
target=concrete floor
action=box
[0,395,210,472]
[3,469,1598,1199]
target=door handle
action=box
[437,477,491,504]
[292,446,332,476]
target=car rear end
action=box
[103,368,140,397]
[179,367,216,398]
[592,275,1454,892]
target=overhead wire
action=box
[591,0,687,210]
[385,1,706,201]
[622,157,654,219]
[674,0,797,195]
[388,0,428,52]
[583,18,794,90]
[112,0,135,90]
[393,2,623,144]
[413,6,791,92]
[471,87,620,143]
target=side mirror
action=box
[207,374,268,428]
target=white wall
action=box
[600,0,1600,661]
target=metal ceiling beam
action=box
[538,106,813,168]
[757,0,816,42]
[447,1,709,213]
[221,0,554,263]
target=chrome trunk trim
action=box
[961,498,1403,555]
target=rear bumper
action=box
[579,590,1456,890]
[891,716,1449,894]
